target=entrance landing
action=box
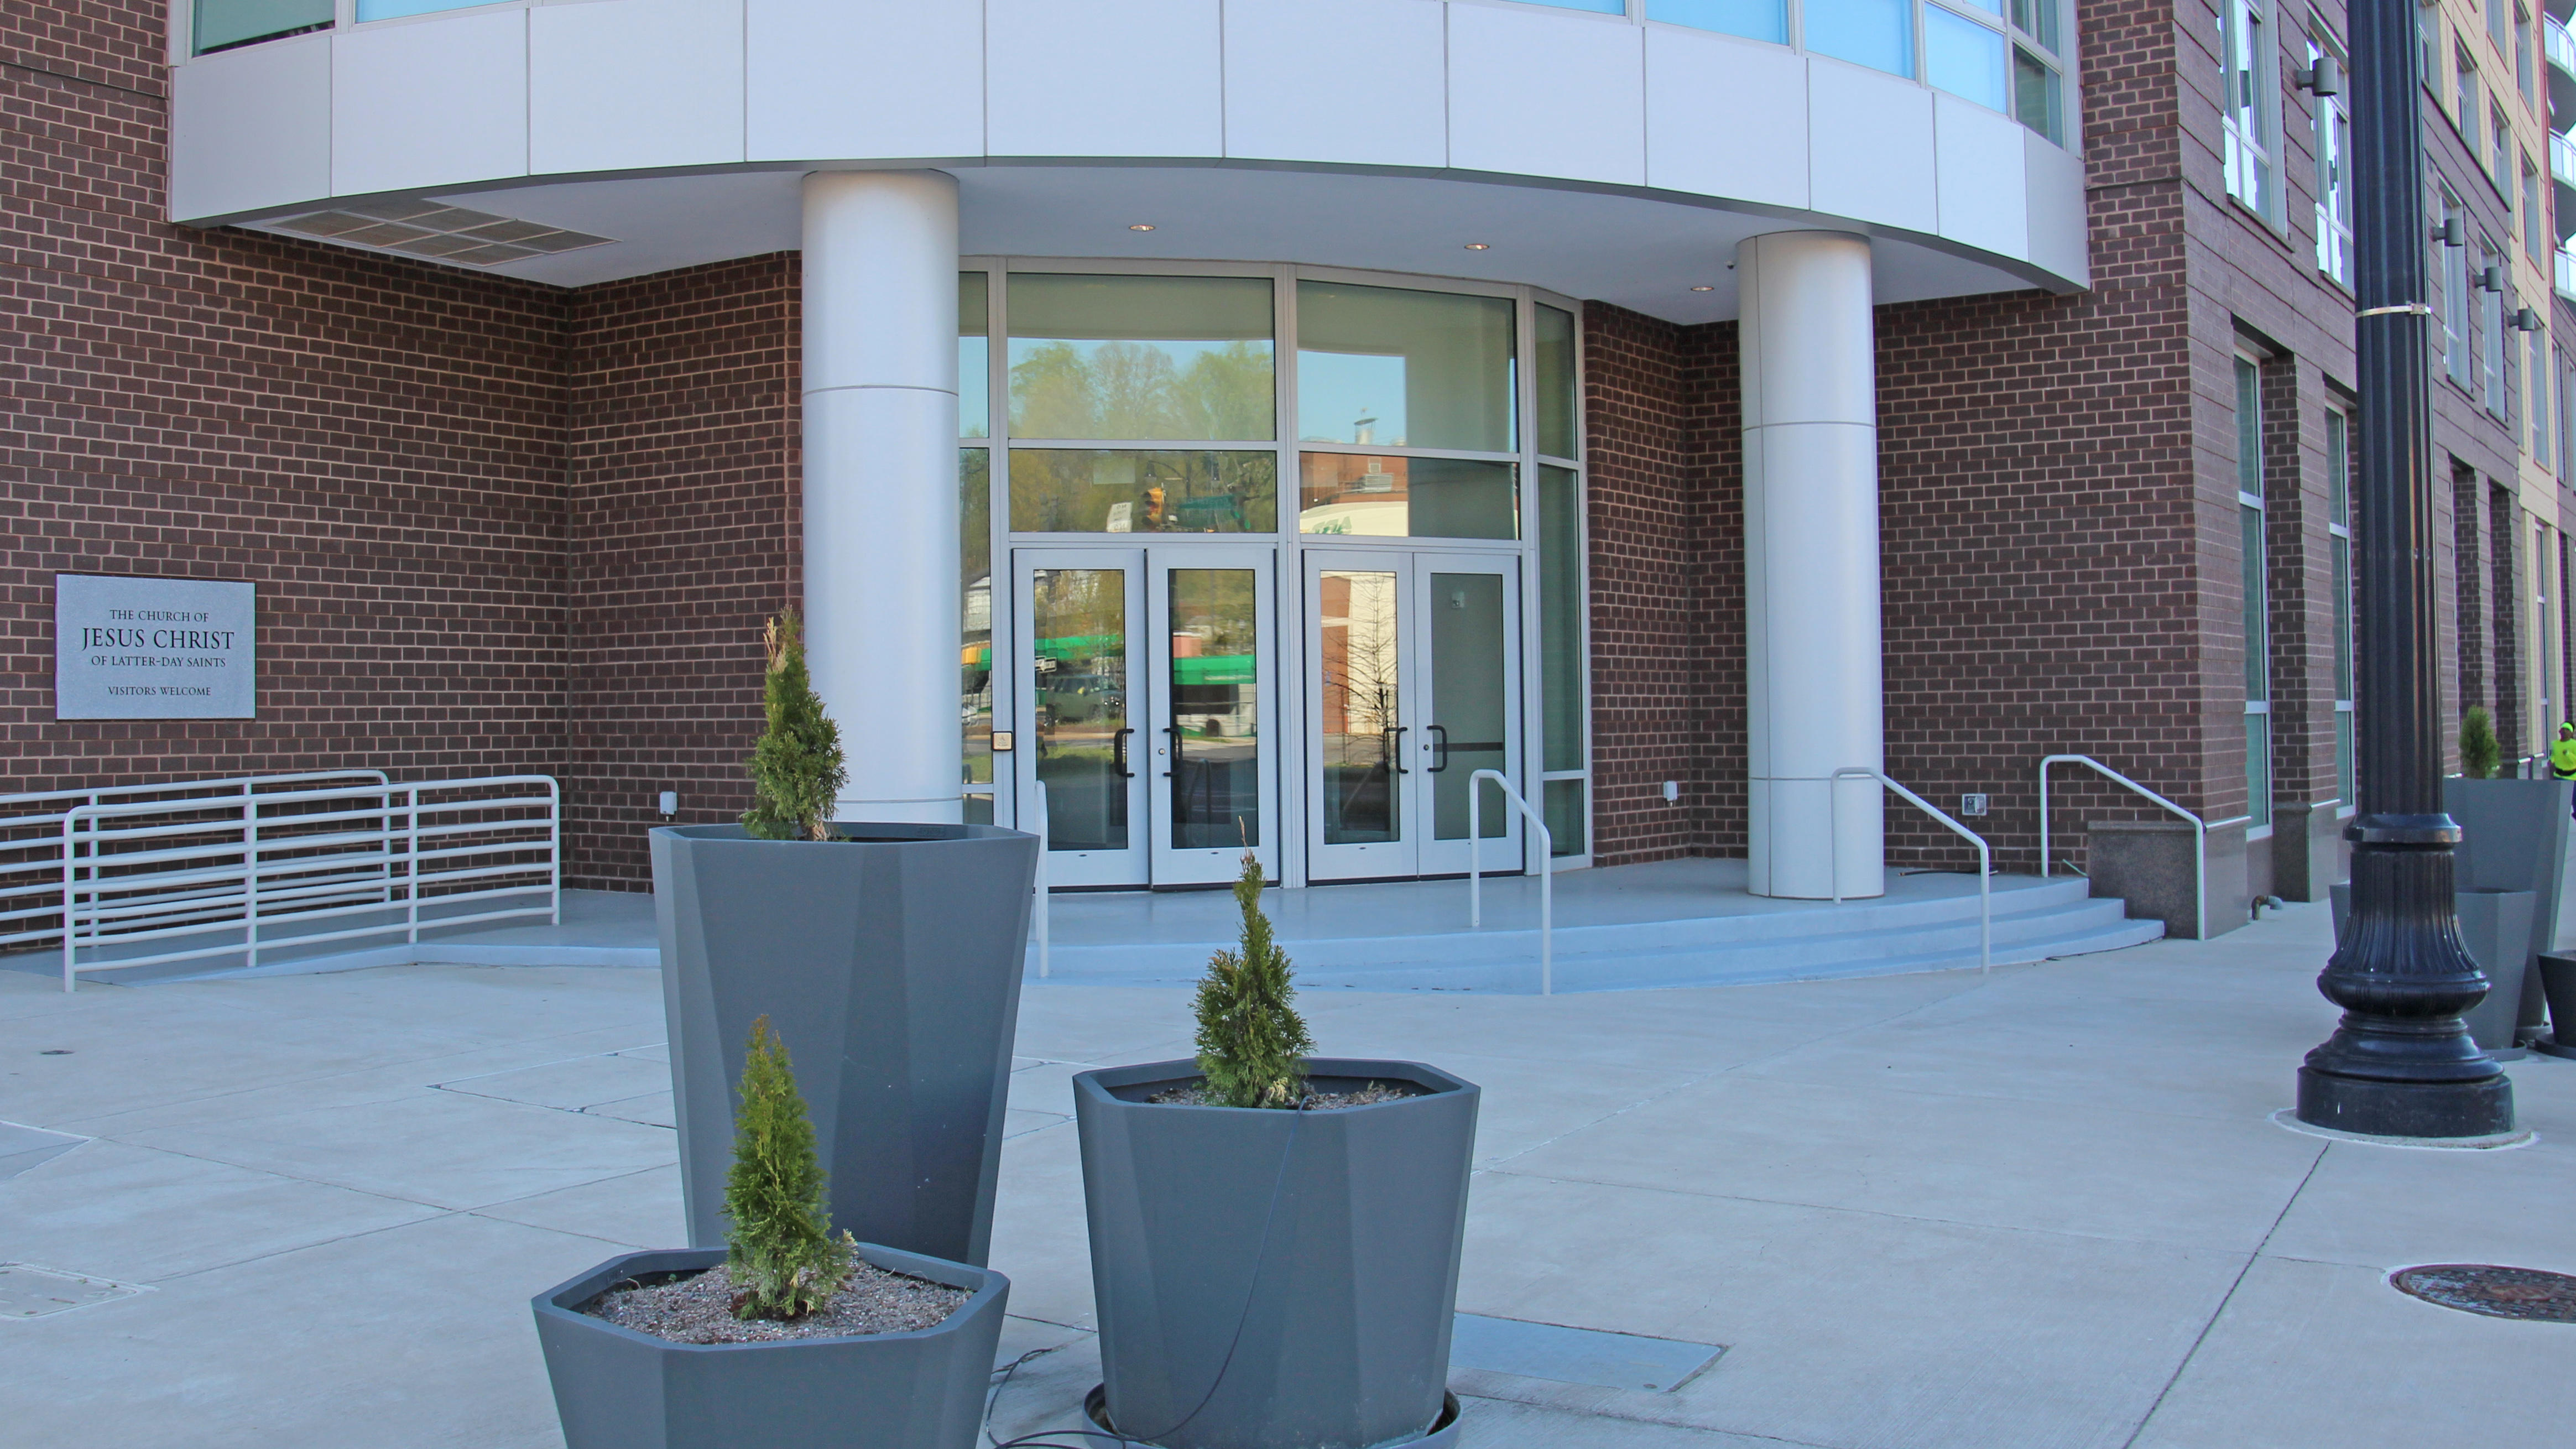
[1041,858,2161,993]
[13,859,2162,993]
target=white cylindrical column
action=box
[1741,231,1885,899]
[802,170,963,823]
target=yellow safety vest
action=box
[2553,735,2576,781]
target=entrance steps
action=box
[1031,865,2164,994]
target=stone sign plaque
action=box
[54,574,257,720]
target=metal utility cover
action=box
[1451,1312,1725,1391]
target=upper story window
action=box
[1806,0,1917,79]
[2310,34,2353,287]
[1650,0,1789,44]
[2516,3,2536,99]
[191,0,328,55]
[2526,153,2547,264]
[2481,239,2509,416]
[2491,103,2515,199]
[2442,192,2474,385]
[2457,43,2480,151]
[1906,0,2065,140]
[2222,0,2278,220]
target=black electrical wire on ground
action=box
[985,1097,1312,1449]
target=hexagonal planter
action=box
[531,1244,1008,1449]
[1073,1057,1478,1449]
[651,822,1039,1266]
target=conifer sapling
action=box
[1192,851,1313,1109]
[2460,706,2501,780]
[742,610,848,841]
[723,1016,854,1319]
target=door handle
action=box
[1164,724,1181,779]
[1426,723,1450,773]
[1387,726,1409,775]
[1113,726,1135,779]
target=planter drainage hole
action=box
[2391,1264,2576,1323]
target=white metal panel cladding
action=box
[170,0,2083,294]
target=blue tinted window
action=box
[1925,7,2010,110]
[1649,0,1787,44]
[1805,0,1915,76]
[357,0,499,20]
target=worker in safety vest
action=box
[2554,723,2576,817]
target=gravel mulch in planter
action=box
[1146,1080,1420,1111]
[582,1260,967,1344]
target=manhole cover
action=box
[2391,1264,2576,1322]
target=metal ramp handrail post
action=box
[1828,767,1991,974]
[967,780,1049,979]
[2038,753,2209,941]
[1467,769,1555,996]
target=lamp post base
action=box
[2296,1064,2514,1139]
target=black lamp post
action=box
[2296,0,2513,1137]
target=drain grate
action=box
[2391,1264,2576,1322]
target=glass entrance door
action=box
[1016,550,1147,887]
[1304,551,1520,880]
[1148,548,1278,885]
[1014,546,1277,888]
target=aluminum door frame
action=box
[1013,548,1149,888]
[1412,551,1524,877]
[1145,545,1281,887]
[1302,550,1421,882]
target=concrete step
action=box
[1031,878,2167,992]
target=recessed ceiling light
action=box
[1129,223,1156,231]
[1463,242,1492,251]
[1690,285,1717,292]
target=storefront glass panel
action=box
[1009,450,1278,534]
[1296,282,1515,453]
[1008,274,1275,441]
[1297,454,1518,539]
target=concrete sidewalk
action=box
[2,903,2569,1447]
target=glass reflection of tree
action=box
[1320,572,1399,845]
[1169,569,1260,849]
[1035,568,1129,853]
[1009,339,1273,442]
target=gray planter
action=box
[2536,953,2576,1059]
[2444,776,2576,1034]
[653,823,1039,1266]
[1073,1058,1478,1449]
[532,1244,1007,1449]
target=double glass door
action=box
[1014,548,1277,888]
[1306,551,1520,880]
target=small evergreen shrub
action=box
[723,1016,853,1320]
[2460,706,2501,780]
[742,610,847,841]
[1192,851,1313,1109]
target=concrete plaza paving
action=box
[2,901,2570,1447]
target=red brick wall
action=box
[563,256,799,889]
[1,2,570,801]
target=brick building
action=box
[7,0,2569,933]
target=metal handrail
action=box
[1467,769,1554,995]
[2038,754,2245,940]
[966,780,1049,978]
[55,774,557,991]
[1828,767,1990,973]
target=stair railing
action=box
[1467,769,1554,996]
[1828,767,1990,973]
[2039,754,2222,941]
